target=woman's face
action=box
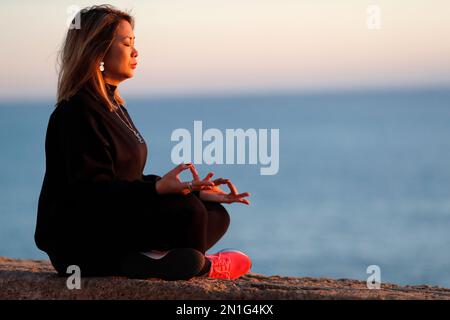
[102,20,138,85]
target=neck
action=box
[103,75,121,87]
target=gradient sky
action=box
[1,0,449,99]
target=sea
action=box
[1,87,449,287]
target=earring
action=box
[100,62,105,72]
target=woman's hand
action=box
[155,163,215,195]
[199,178,251,205]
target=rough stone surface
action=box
[1,256,449,300]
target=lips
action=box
[131,63,137,69]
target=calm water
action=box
[1,88,450,287]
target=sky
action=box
[0,0,449,99]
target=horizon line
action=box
[0,84,449,104]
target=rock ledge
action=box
[1,257,449,300]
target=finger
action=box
[181,181,191,190]
[212,178,230,186]
[203,172,214,181]
[189,164,201,181]
[232,196,250,205]
[235,192,250,198]
[237,198,250,205]
[228,193,250,202]
[181,180,206,192]
[226,181,239,195]
[192,180,215,188]
[172,162,193,175]
[198,184,215,191]
[212,178,238,195]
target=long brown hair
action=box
[56,4,134,112]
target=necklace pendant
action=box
[111,101,145,144]
[134,131,144,144]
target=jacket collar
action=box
[105,83,117,97]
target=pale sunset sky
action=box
[0,0,449,99]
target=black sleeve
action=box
[57,102,159,221]
[143,173,200,198]
[142,174,162,184]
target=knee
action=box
[217,204,230,230]
[207,202,231,231]
[178,193,208,224]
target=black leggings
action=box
[145,193,230,254]
[49,193,230,278]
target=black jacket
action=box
[35,84,161,255]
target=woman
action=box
[34,5,252,281]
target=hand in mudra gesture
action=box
[199,176,251,206]
[155,163,251,205]
[155,163,214,195]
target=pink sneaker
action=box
[205,249,252,280]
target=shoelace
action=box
[209,253,232,279]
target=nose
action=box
[132,46,138,58]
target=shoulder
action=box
[48,90,112,144]
[52,88,106,124]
